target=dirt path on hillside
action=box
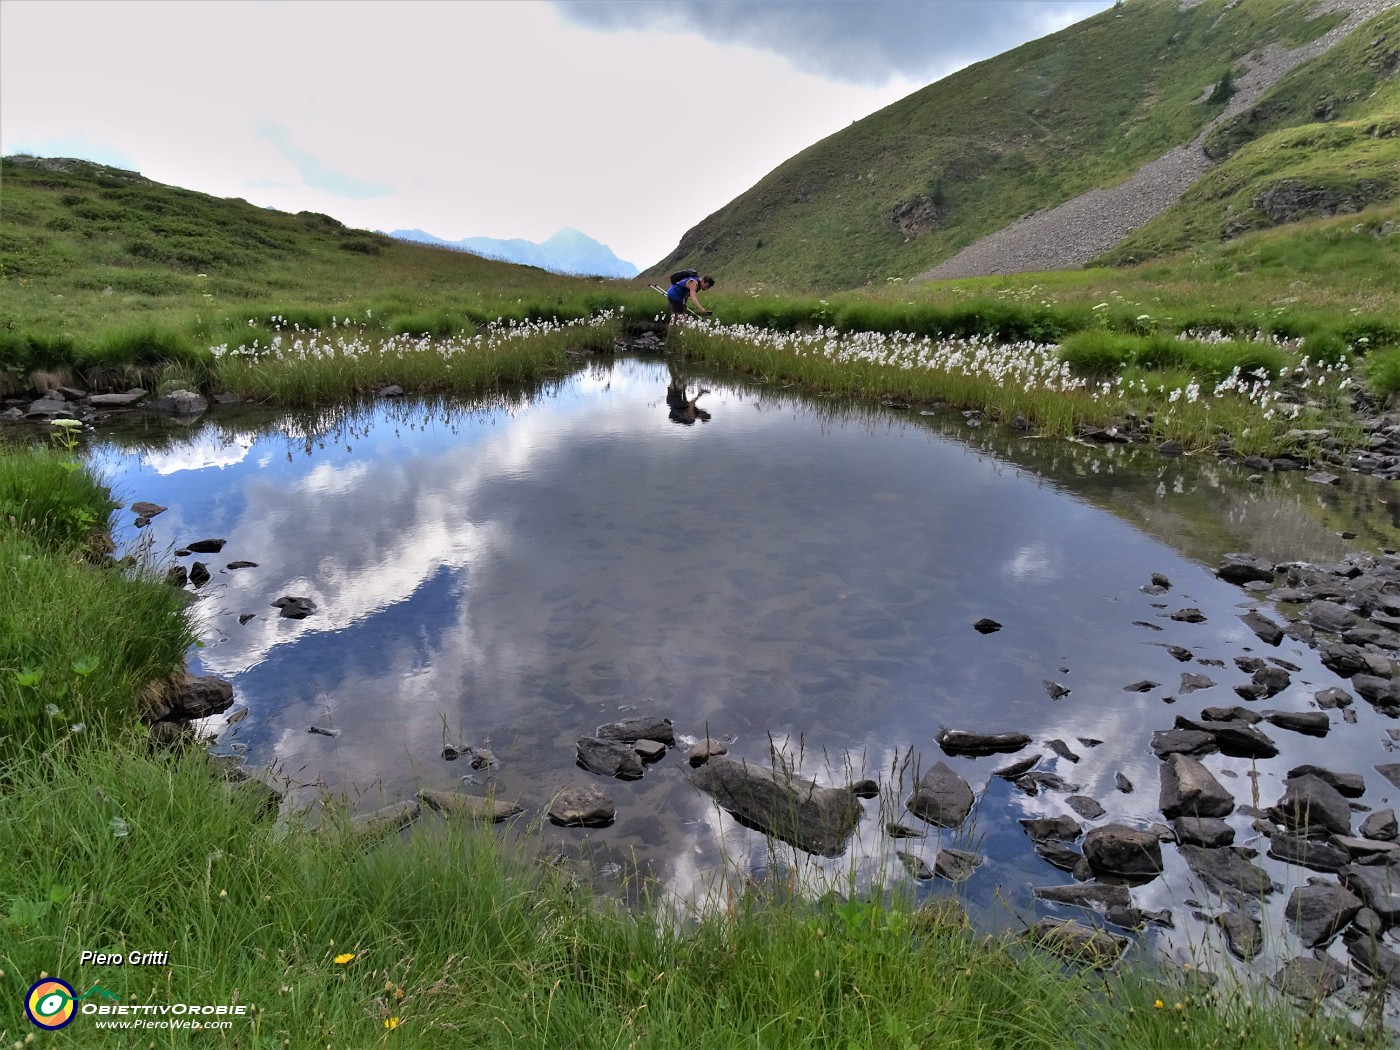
[914,0,1398,282]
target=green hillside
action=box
[651,0,1397,294]
[1099,5,1400,263]
[0,156,655,373]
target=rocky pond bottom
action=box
[75,356,1400,1026]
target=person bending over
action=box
[666,273,714,320]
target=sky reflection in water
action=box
[88,357,1400,975]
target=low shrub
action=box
[1178,339,1288,382]
[390,310,472,339]
[1299,328,1350,365]
[1366,347,1400,400]
[1134,333,1195,371]
[1059,329,1140,377]
[89,322,208,369]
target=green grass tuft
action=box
[1059,329,1141,377]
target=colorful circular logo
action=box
[26,978,77,1030]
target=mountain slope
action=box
[387,226,638,278]
[921,0,1398,279]
[650,0,1398,293]
[0,155,645,357]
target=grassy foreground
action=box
[0,737,1368,1050]
[0,415,1375,1050]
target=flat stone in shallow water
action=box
[548,784,615,827]
[417,789,521,822]
[906,761,974,829]
[1179,846,1277,901]
[1082,825,1163,879]
[1159,753,1234,820]
[1266,831,1350,874]
[1213,911,1262,961]
[1033,883,1131,912]
[350,800,421,839]
[1285,879,1362,948]
[1019,815,1082,844]
[576,737,644,780]
[1271,957,1348,1000]
[688,755,862,857]
[936,728,1030,755]
[596,716,676,745]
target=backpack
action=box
[669,269,700,286]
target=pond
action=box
[85,355,1400,993]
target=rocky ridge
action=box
[916,0,1399,281]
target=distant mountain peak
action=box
[385,226,637,278]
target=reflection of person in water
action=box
[666,361,711,425]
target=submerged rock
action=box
[417,789,521,822]
[934,848,984,882]
[1028,918,1127,969]
[1213,911,1262,961]
[897,851,934,880]
[992,754,1041,779]
[1033,883,1131,912]
[1020,814,1083,844]
[350,800,420,839]
[273,596,317,619]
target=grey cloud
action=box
[551,1,1117,86]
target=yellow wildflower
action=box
[334,953,356,965]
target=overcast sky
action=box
[0,1,1114,269]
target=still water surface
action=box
[87,357,1400,976]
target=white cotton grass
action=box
[678,319,1355,455]
[209,312,618,404]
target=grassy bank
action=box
[0,734,1368,1049]
[0,443,194,756]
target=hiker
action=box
[666,359,711,425]
[666,271,714,319]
